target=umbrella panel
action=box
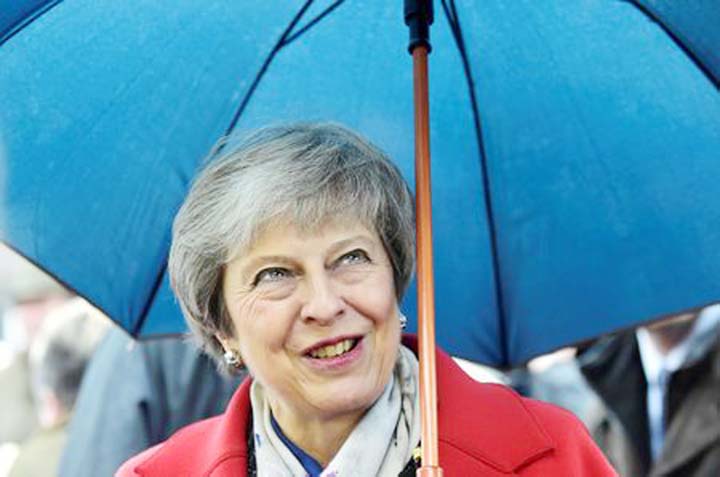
[2,0,720,366]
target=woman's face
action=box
[221,219,401,422]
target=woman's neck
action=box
[269,401,365,467]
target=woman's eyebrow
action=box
[327,235,374,256]
[241,255,295,281]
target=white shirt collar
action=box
[637,304,720,384]
[635,304,720,460]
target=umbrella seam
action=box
[134,0,341,335]
[0,239,131,338]
[222,0,316,138]
[625,0,719,89]
[283,0,347,46]
[131,260,168,337]
[222,0,349,139]
[441,0,509,365]
[0,0,64,47]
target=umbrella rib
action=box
[137,1,346,336]
[137,2,321,334]
[447,0,460,28]
[223,0,317,137]
[131,261,168,337]
[0,0,63,47]
[282,0,347,47]
[441,0,509,365]
[626,0,719,88]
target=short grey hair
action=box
[169,123,415,370]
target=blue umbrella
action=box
[1,0,719,367]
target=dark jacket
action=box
[118,335,616,476]
[579,327,720,477]
[59,329,243,477]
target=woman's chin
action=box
[304,378,386,420]
[310,399,374,422]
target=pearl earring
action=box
[399,313,408,329]
[224,350,243,368]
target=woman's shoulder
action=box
[114,416,230,476]
[433,352,616,476]
[116,444,164,477]
[515,396,618,476]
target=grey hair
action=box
[169,123,416,371]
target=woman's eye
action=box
[337,249,370,266]
[253,267,291,286]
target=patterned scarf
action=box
[249,345,420,477]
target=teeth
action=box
[309,339,356,359]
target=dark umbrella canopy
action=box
[1,0,719,367]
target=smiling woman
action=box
[117,123,616,477]
[220,220,402,466]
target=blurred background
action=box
[0,245,244,477]
[0,244,106,476]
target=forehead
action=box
[233,215,380,261]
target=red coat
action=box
[118,335,616,476]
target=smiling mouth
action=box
[306,338,360,359]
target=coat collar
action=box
[135,334,555,476]
[402,335,555,474]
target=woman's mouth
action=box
[307,338,359,359]
[302,336,365,371]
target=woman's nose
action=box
[300,273,345,325]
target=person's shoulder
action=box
[515,396,618,476]
[115,377,252,476]
[116,444,164,477]
[520,395,592,438]
[114,416,229,477]
[438,375,616,476]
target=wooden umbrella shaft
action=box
[413,45,443,477]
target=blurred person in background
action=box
[525,348,604,430]
[59,327,244,477]
[0,306,42,446]
[0,246,69,476]
[578,304,720,477]
[7,297,107,477]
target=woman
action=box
[118,123,616,476]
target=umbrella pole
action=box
[405,1,442,475]
[412,45,443,477]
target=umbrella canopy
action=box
[1,0,719,367]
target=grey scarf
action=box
[249,345,421,477]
